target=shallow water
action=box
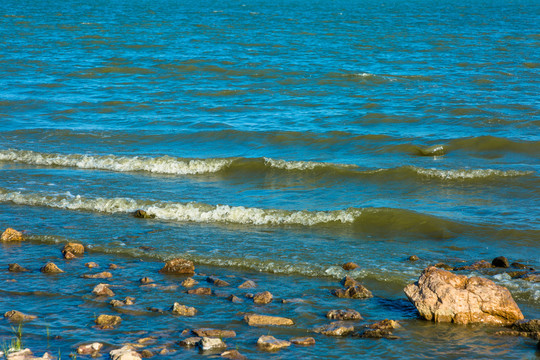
[0,0,539,358]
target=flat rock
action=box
[290,337,316,345]
[404,266,524,325]
[170,302,197,316]
[77,343,103,355]
[342,262,359,270]
[62,242,84,257]
[92,283,115,297]
[253,291,273,304]
[331,285,373,299]
[4,310,37,322]
[40,262,63,273]
[454,260,494,271]
[110,346,141,360]
[179,337,201,347]
[314,322,354,336]
[326,309,363,320]
[257,335,291,351]
[244,313,294,326]
[220,350,247,360]
[181,277,198,288]
[192,328,236,338]
[8,263,29,272]
[1,228,24,242]
[207,276,230,287]
[82,271,112,279]
[95,314,122,329]
[238,280,256,289]
[187,287,212,295]
[159,258,194,275]
[357,328,398,339]
[199,337,227,351]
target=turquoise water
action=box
[0,0,539,358]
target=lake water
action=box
[0,0,539,358]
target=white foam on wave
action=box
[413,167,532,180]
[264,157,356,171]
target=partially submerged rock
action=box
[221,349,247,360]
[110,346,141,360]
[342,262,359,271]
[40,262,63,273]
[192,328,236,338]
[62,242,84,258]
[181,277,198,288]
[170,302,197,316]
[408,255,420,262]
[82,271,112,279]
[326,309,363,320]
[95,314,122,329]
[179,337,201,348]
[8,263,29,272]
[404,266,524,325]
[354,319,400,339]
[92,283,115,297]
[253,291,273,304]
[290,337,316,345]
[238,280,257,289]
[340,275,359,287]
[4,310,37,322]
[207,276,230,287]
[1,228,24,242]
[257,335,291,351]
[110,297,135,307]
[85,262,99,268]
[492,256,510,268]
[199,337,227,351]
[244,313,294,326]
[314,322,354,336]
[228,295,242,303]
[187,287,212,295]
[454,260,493,271]
[77,342,103,355]
[133,209,155,219]
[159,258,194,275]
[331,285,373,299]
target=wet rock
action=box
[137,336,157,345]
[257,335,291,351]
[331,285,373,299]
[110,297,135,307]
[133,209,155,219]
[4,310,37,322]
[62,242,84,258]
[520,273,540,282]
[290,337,316,345]
[170,302,197,316]
[207,276,230,287]
[408,255,420,262]
[221,349,247,360]
[159,258,194,275]
[140,350,154,358]
[492,256,510,268]
[340,275,359,287]
[85,262,99,268]
[77,342,103,355]
[355,320,400,339]
[95,314,122,329]
[507,271,529,279]
[404,266,524,325]
[179,337,201,347]
[181,277,198,287]
[512,319,540,333]
[199,337,227,351]
[326,309,363,320]
[433,262,454,271]
[228,295,243,303]
[187,287,212,295]
[342,262,359,271]
[253,291,273,304]
[511,262,534,270]
[83,271,112,279]
[192,328,236,338]
[1,228,24,242]
[281,298,309,304]
[40,262,63,273]
[63,251,76,260]
[244,313,294,326]
[314,322,354,336]
[8,263,29,272]
[109,263,120,270]
[368,319,400,330]
[454,260,494,271]
[238,280,256,289]
[124,297,135,305]
[139,277,153,284]
[5,349,33,360]
[92,283,115,297]
[110,346,141,360]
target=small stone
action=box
[1,228,24,242]
[83,271,112,279]
[220,349,247,360]
[62,242,84,257]
[257,335,291,351]
[139,277,153,284]
[492,256,510,268]
[124,296,135,305]
[110,299,126,307]
[244,314,294,326]
[340,275,359,287]
[238,280,256,289]
[408,255,420,262]
[92,283,115,297]
[181,277,198,287]
[281,298,309,304]
[192,328,236,338]
[228,295,242,303]
[207,276,230,287]
[137,337,156,345]
[253,291,273,304]
[331,285,373,299]
[77,343,103,355]
[95,314,122,329]
[140,350,154,358]
[109,263,120,270]
[433,262,454,270]
[199,337,227,351]
[342,262,359,271]
[314,322,354,336]
[40,262,64,273]
[8,263,29,272]
[179,337,201,347]
[110,346,141,360]
[368,319,400,330]
[63,251,76,260]
[170,302,197,316]
[4,310,37,322]
[290,337,316,345]
[85,262,99,268]
[159,258,195,275]
[133,209,155,219]
[187,287,212,295]
[326,309,363,320]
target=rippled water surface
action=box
[1,0,539,358]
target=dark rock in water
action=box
[290,337,316,346]
[179,337,201,347]
[228,295,243,303]
[140,349,154,358]
[146,307,165,314]
[454,260,494,271]
[340,275,360,287]
[331,285,373,299]
[187,287,212,295]
[40,262,64,273]
[4,310,37,322]
[408,255,420,262]
[507,271,529,279]
[253,291,273,304]
[354,319,400,339]
[492,256,510,268]
[133,209,155,219]
[433,262,454,271]
[342,262,359,271]
[159,258,195,275]
[139,277,153,284]
[512,319,540,333]
[207,276,230,287]
[511,262,534,270]
[327,309,363,320]
[8,263,29,272]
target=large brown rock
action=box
[1,228,24,242]
[95,314,122,329]
[4,310,37,322]
[244,314,294,326]
[404,266,524,325]
[82,271,112,279]
[92,283,115,297]
[40,262,64,273]
[62,242,84,258]
[253,291,273,304]
[159,258,194,275]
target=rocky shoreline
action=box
[1,227,539,359]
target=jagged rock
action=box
[4,310,37,322]
[181,277,198,287]
[95,314,122,329]
[179,337,201,347]
[257,335,291,351]
[253,291,273,304]
[220,349,247,360]
[139,277,153,284]
[133,209,155,219]
[192,328,236,338]
[244,314,294,326]
[62,242,84,258]
[40,263,63,273]
[85,262,99,268]
[1,228,24,242]
[354,320,400,339]
[340,275,359,287]
[77,343,103,355]
[238,280,257,289]
[159,258,194,275]
[342,262,359,270]
[83,271,112,279]
[170,303,197,316]
[454,260,493,271]
[326,309,363,320]
[290,337,316,345]
[93,283,115,297]
[404,266,524,325]
[228,295,242,303]
[206,276,230,287]
[187,287,212,295]
[314,322,354,336]
[408,255,420,262]
[199,337,227,351]
[331,285,373,299]
[63,251,76,260]
[110,346,141,360]
[492,256,510,268]
[433,262,454,271]
[8,263,29,272]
